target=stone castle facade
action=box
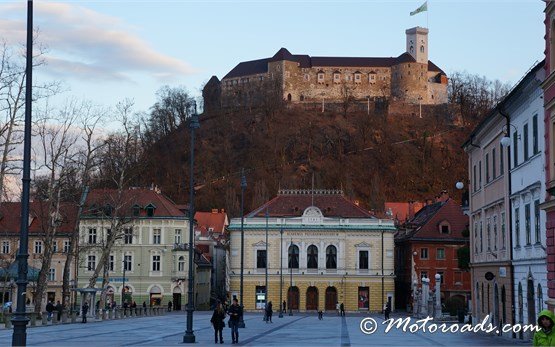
[203,27,448,111]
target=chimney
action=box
[440,190,449,202]
[211,209,218,213]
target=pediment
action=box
[252,240,268,247]
[355,241,372,248]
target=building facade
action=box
[541,1,555,313]
[464,106,513,329]
[227,189,396,313]
[505,61,547,337]
[204,27,447,110]
[77,187,210,309]
[395,195,470,313]
[0,202,77,311]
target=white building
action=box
[506,60,547,336]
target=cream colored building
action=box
[228,190,396,312]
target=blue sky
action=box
[0,0,545,114]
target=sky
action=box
[0,0,546,116]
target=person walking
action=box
[142,301,147,314]
[340,303,345,317]
[228,298,242,344]
[265,301,273,323]
[336,302,340,316]
[211,302,226,344]
[534,309,555,346]
[46,301,54,321]
[81,302,89,323]
[384,301,391,321]
[318,310,323,320]
[168,301,173,312]
[282,300,286,314]
[55,300,63,322]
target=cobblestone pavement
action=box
[0,312,533,346]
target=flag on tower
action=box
[410,1,428,16]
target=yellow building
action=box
[228,189,396,313]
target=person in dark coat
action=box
[142,301,147,314]
[384,301,391,320]
[46,301,54,321]
[265,301,273,323]
[168,301,173,312]
[228,298,242,344]
[282,300,286,314]
[211,302,226,344]
[81,302,89,323]
[55,300,63,321]
[340,303,345,316]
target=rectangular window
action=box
[1,241,9,254]
[473,165,477,191]
[358,287,370,309]
[153,229,161,244]
[124,228,133,244]
[124,255,132,272]
[515,207,520,247]
[480,221,483,252]
[175,229,182,244]
[87,255,96,271]
[533,115,539,154]
[63,240,70,253]
[474,222,479,253]
[51,241,57,253]
[535,200,541,243]
[436,248,445,260]
[420,248,428,259]
[501,212,506,249]
[436,271,444,284]
[257,250,267,268]
[359,250,369,269]
[493,215,498,251]
[454,271,462,284]
[486,153,490,183]
[513,132,518,167]
[524,123,529,161]
[109,254,114,272]
[479,161,482,188]
[500,144,504,175]
[88,228,97,244]
[487,218,491,251]
[525,204,531,245]
[35,241,43,254]
[492,148,497,179]
[48,268,55,282]
[152,255,161,272]
[420,271,428,279]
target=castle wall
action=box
[390,62,428,104]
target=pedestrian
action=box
[81,302,89,323]
[340,303,345,317]
[534,309,555,346]
[142,301,147,314]
[336,302,340,316]
[282,300,286,314]
[318,310,323,320]
[384,301,391,321]
[46,301,54,321]
[111,301,117,310]
[131,300,137,309]
[211,302,226,344]
[228,298,242,344]
[265,301,273,323]
[55,300,63,321]
[168,301,173,312]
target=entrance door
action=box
[325,287,337,311]
[288,287,299,310]
[173,293,182,310]
[306,286,318,311]
[527,279,536,325]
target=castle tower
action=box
[406,27,428,64]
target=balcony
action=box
[172,243,190,251]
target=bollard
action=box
[5,313,12,329]
[53,313,59,325]
[62,311,68,324]
[42,312,48,325]
[30,312,36,327]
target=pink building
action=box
[542,2,555,312]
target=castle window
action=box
[287,94,292,102]
[259,76,264,81]
[285,71,290,78]
[304,74,310,81]
[410,45,414,53]
[354,73,361,83]
[369,73,376,83]
[300,95,305,101]
[333,72,341,83]
[317,72,325,83]
[420,45,425,53]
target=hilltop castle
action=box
[203,27,448,111]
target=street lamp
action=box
[279,227,283,318]
[238,169,246,328]
[183,103,199,344]
[12,1,33,345]
[289,237,293,316]
[121,258,127,307]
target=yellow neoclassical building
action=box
[228,189,396,313]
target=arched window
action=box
[420,45,425,53]
[178,256,185,272]
[538,283,544,313]
[287,93,292,102]
[307,245,318,269]
[288,245,299,269]
[326,245,337,269]
[300,95,304,101]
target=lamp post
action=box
[264,208,269,321]
[238,169,246,328]
[121,259,126,307]
[183,104,199,344]
[289,237,293,316]
[12,1,33,345]
[279,227,283,318]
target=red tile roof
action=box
[246,190,373,218]
[83,188,185,218]
[0,201,78,236]
[194,210,228,234]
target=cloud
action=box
[0,2,196,82]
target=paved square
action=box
[0,312,531,346]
